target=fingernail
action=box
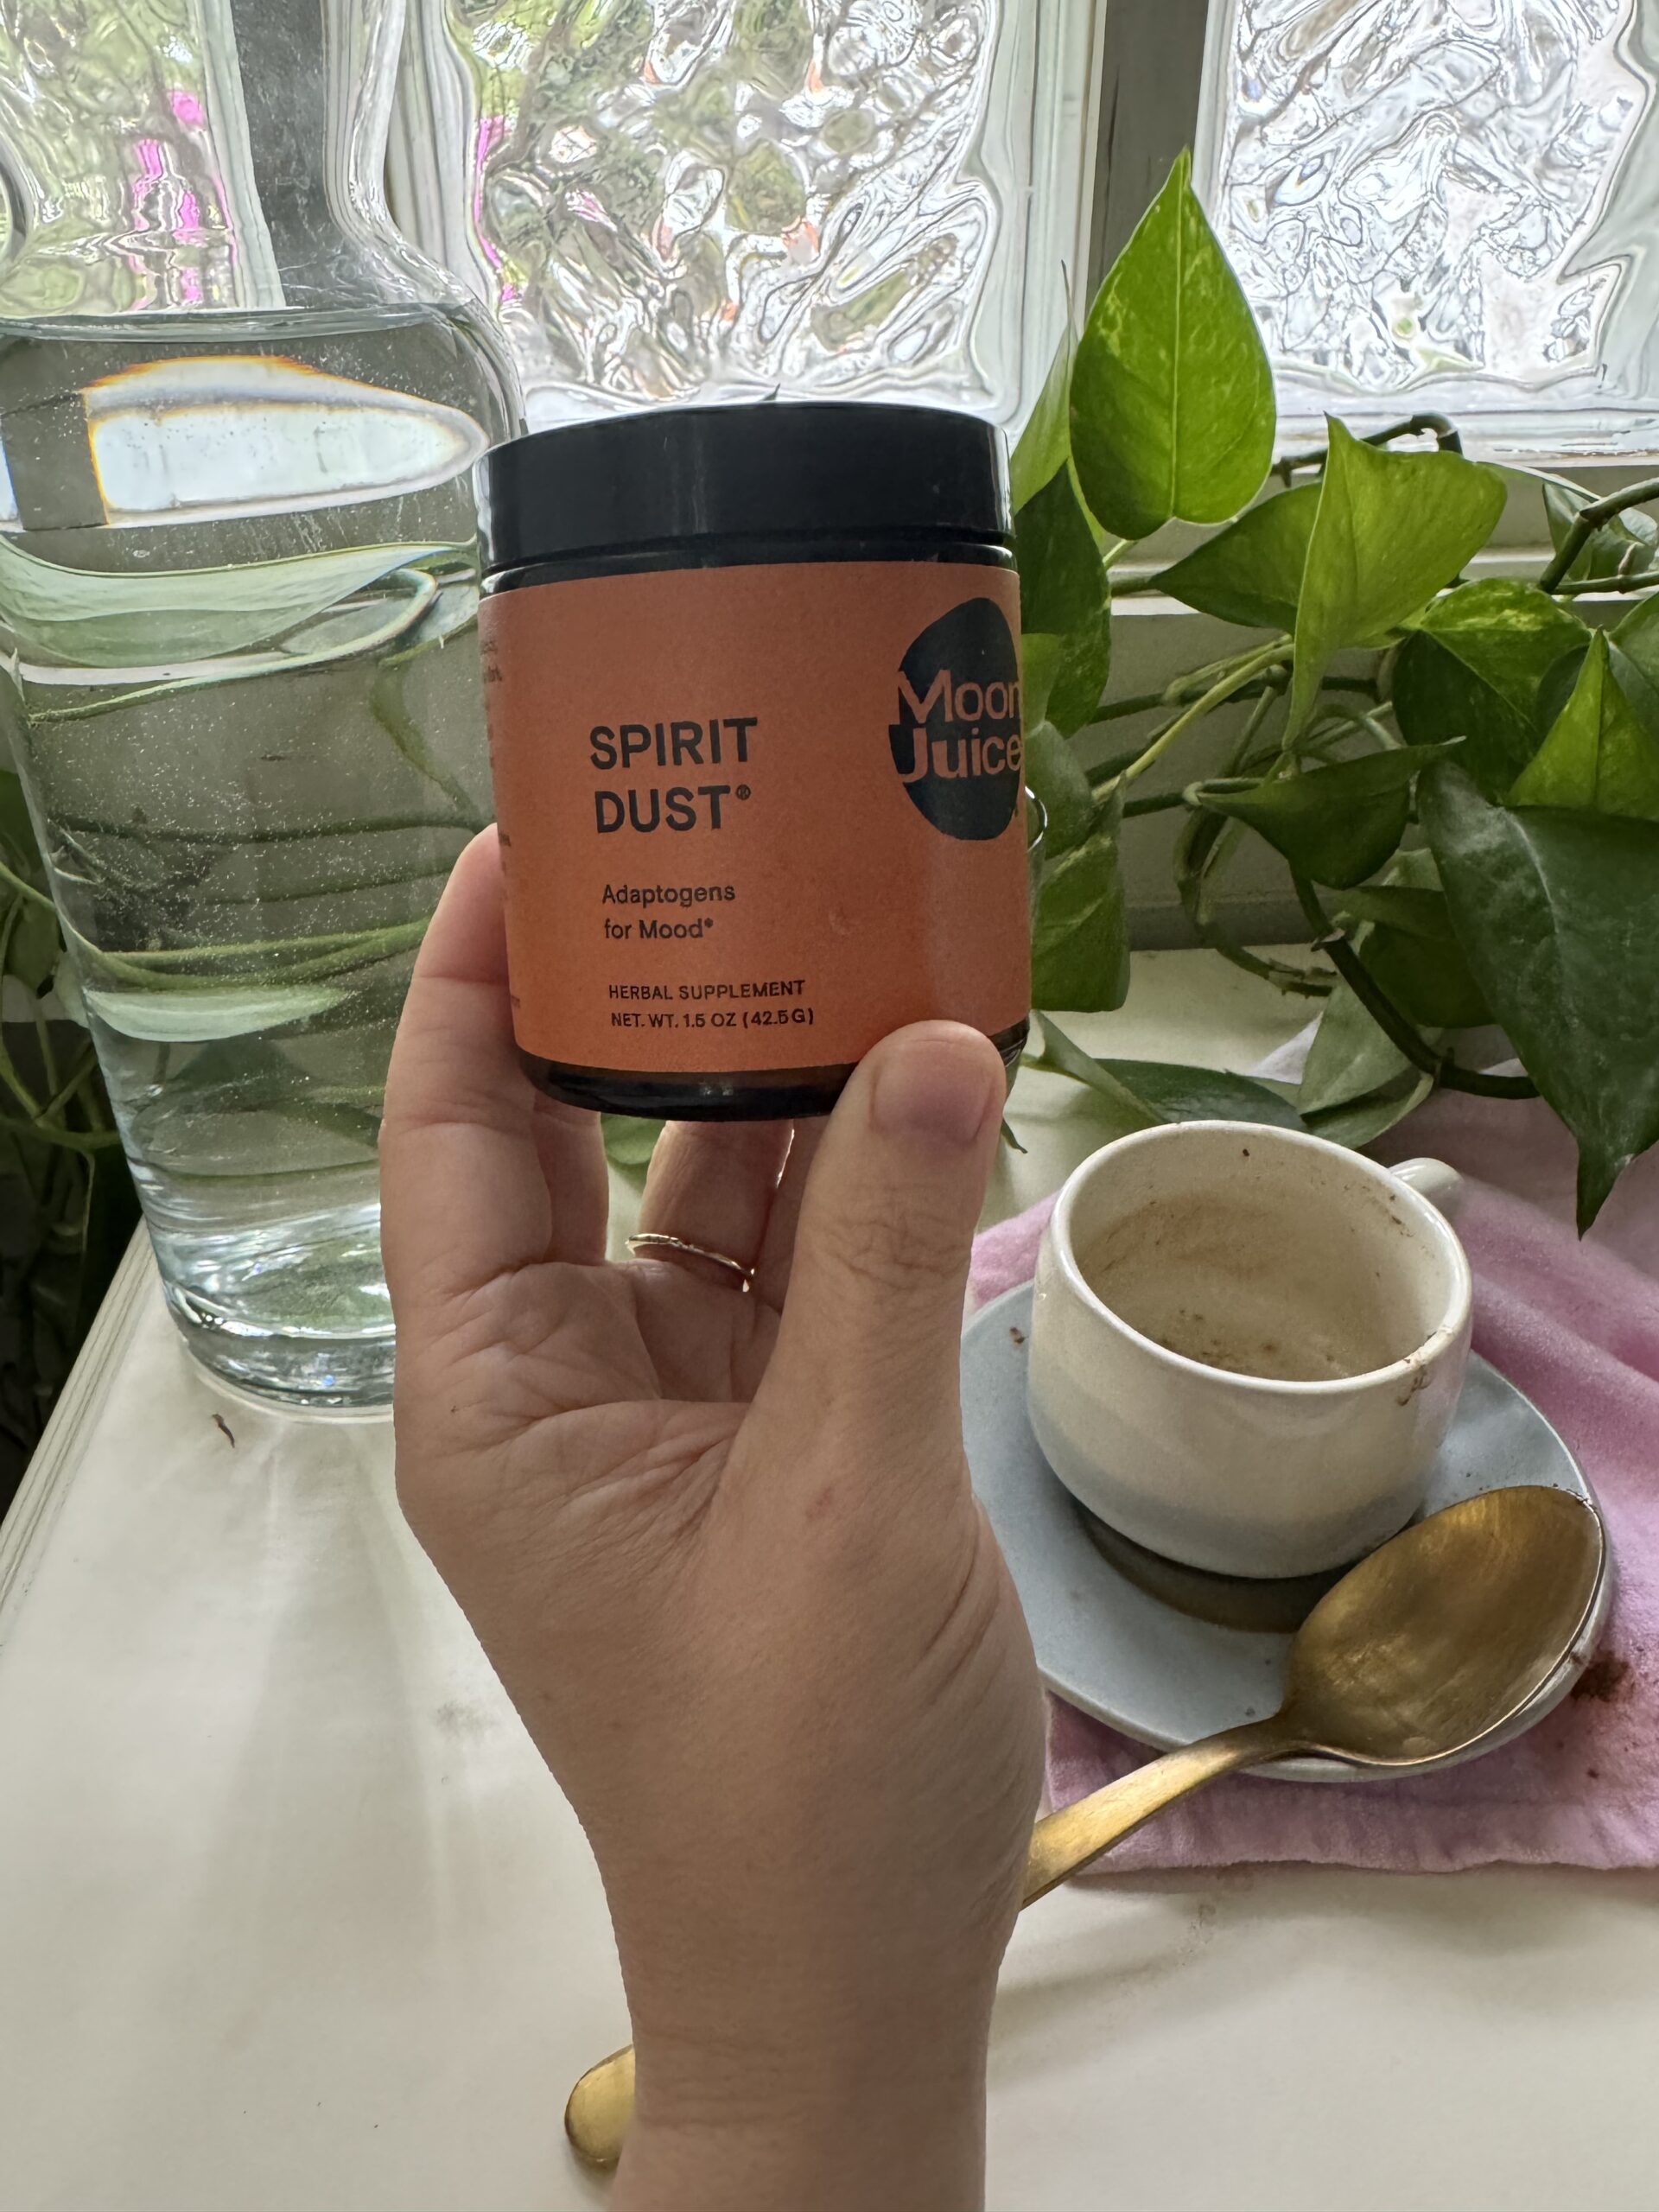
[870,1026,1001,1148]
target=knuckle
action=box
[814,1197,966,1303]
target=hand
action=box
[380,831,1045,2211]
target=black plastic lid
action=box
[478,401,1010,574]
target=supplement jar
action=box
[478,402,1032,1120]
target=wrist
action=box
[614,2035,989,2212]
[601,1851,1018,2208]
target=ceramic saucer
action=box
[964,1282,1611,1783]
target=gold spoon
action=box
[566,1484,1605,2168]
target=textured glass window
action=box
[392,0,1101,427]
[1198,0,1659,456]
[0,0,232,313]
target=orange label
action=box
[480,561,1031,1073]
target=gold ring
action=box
[626,1231,754,1294]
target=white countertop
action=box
[3,951,1656,2212]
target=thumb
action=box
[757,1022,1004,1471]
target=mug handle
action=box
[1391,1156,1465,1222]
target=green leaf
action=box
[1534,635,1659,753]
[83,982,349,1042]
[280,1092,386,1152]
[1510,632,1659,821]
[1612,588,1659,665]
[370,657,490,827]
[1097,1058,1307,1130]
[1303,1071,1435,1150]
[601,1115,663,1170]
[1033,1014,1163,1138]
[1033,1014,1307,1134]
[1609,593,1659,737]
[1543,477,1659,586]
[1151,485,1318,632]
[1021,635,1063,728]
[1391,581,1587,799]
[1030,783,1129,1013]
[1019,719,1132,1013]
[1337,850,1490,1031]
[0,768,42,876]
[1050,607,1114,737]
[1361,927,1488,1028]
[10,896,60,991]
[1289,423,1507,739]
[1190,744,1454,889]
[141,1033,383,1151]
[1070,149,1274,543]
[1015,463,1107,634]
[0,537,450,669]
[1340,893,1489,1029]
[1023,605,1113,739]
[1334,884,1452,939]
[1534,645,1588,736]
[1406,580,1587,718]
[1421,762,1659,1229]
[1022,719,1095,852]
[1299,976,1414,1115]
[1010,326,1076,512]
[52,953,86,1027]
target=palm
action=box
[477,1257,784,1485]
[372,829,816,1479]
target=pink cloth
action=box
[969,1095,1659,1871]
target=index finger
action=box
[379,830,607,1309]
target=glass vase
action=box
[0,0,520,1408]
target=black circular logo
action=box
[888,597,1023,842]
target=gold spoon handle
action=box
[1021,1716,1289,1904]
[565,1716,1292,2168]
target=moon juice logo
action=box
[888,598,1024,842]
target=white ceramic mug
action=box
[1026,1122,1472,1579]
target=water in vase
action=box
[0,310,498,1405]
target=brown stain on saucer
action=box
[1570,1654,1630,1705]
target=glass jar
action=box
[0,0,520,1408]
